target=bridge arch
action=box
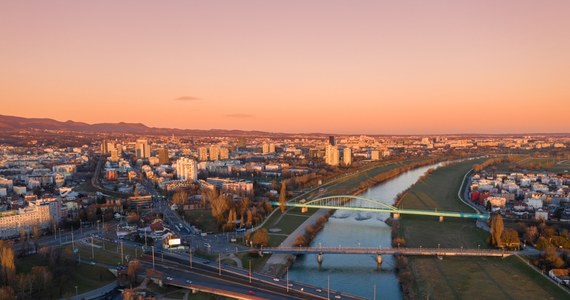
[302,195,398,211]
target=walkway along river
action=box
[287,164,442,300]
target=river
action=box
[288,163,441,299]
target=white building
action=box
[136,139,151,158]
[262,143,276,154]
[325,144,339,166]
[209,145,220,161]
[370,150,381,161]
[0,198,62,238]
[175,157,198,182]
[343,148,352,166]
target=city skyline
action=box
[2,1,570,134]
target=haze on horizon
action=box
[1,1,569,135]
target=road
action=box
[257,246,515,257]
[143,250,365,300]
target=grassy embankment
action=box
[397,159,568,300]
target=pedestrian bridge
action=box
[257,246,514,257]
[273,195,488,219]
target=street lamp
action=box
[75,285,78,296]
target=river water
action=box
[288,164,441,299]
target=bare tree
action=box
[490,214,504,248]
[278,180,287,213]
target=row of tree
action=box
[0,242,77,299]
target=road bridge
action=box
[258,246,514,257]
[273,195,489,220]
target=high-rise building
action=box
[175,157,198,181]
[262,143,270,154]
[157,148,169,165]
[198,147,209,161]
[110,149,119,162]
[262,143,275,154]
[220,147,230,160]
[328,136,335,146]
[371,150,381,161]
[101,140,116,154]
[136,139,151,158]
[343,148,352,166]
[209,145,220,161]
[325,144,339,166]
[101,140,108,154]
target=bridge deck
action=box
[259,247,513,257]
[272,195,489,219]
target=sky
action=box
[1,1,569,134]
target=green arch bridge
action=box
[272,195,488,219]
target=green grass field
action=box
[65,237,140,266]
[399,159,568,300]
[15,253,115,299]
[185,209,219,233]
[549,159,570,173]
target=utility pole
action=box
[286,267,289,292]
[374,284,376,300]
[327,275,330,300]
[121,240,124,265]
[152,246,155,269]
[91,235,94,260]
[189,250,193,269]
[71,229,75,250]
[218,253,221,276]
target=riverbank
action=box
[396,159,568,300]
[260,157,443,277]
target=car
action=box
[185,280,192,284]
[89,261,96,265]
[334,295,341,299]
[300,287,304,291]
[166,276,173,280]
[273,278,280,282]
[287,283,293,287]
[316,288,322,292]
[203,243,211,248]
[203,260,211,264]
[248,291,255,295]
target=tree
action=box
[210,191,230,224]
[251,228,269,247]
[544,246,565,269]
[278,180,287,213]
[0,241,16,285]
[0,287,15,300]
[127,259,141,285]
[490,214,504,247]
[172,189,189,210]
[501,228,520,249]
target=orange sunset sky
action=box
[1,1,569,134]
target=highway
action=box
[141,250,365,300]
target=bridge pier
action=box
[392,213,400,220]
[301,206,308,213]
[376,255,382,269]
[317,252,323,266]
[439,216,444,222]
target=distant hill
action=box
[0,114,286,137]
